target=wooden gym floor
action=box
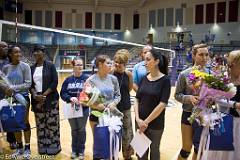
[0,73,186,160]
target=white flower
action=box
[228,83,237,96]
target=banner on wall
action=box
[59,50,86,57]
[59,49,87,69]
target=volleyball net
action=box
[0,20,175,71]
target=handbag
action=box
[62,102,83,119]
[0,97,26,132]
[193,114,234,151]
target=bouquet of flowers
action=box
[188,67,237,160]
[187,67,236,126]
[79,83,124,118]
[0,71,28,107]
[79,83,106,106]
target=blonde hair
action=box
[113,49,130,65]
[228,50,240,65]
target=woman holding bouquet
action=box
[60,57,89,159]
[204,50,240,160]
[85,54,121,160]
[134,49,171,160]
[113,49,134,160]
[2,45,32,159]
[30,45,61,155]
[174,44,209,160]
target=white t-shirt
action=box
[33,66,43,92]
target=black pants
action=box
[7,132,16,143]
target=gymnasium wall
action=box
[2,0,240,44]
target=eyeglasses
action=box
[114,61,124,64]
[74,64,83,67]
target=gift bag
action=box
[0,104,26,132]
[93,125,122,159]
[93,126,110,159]
[62,102,83,119]
[93,108,122,159]
[193,114,234,151]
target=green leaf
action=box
[91,110,104,117]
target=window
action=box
[105,13,111,29]
[25,10,32,25]
[157,9,164,27]
[175,8,183,25]
[217,2,226,23]
[195,4,204,24]
[55,11,62,28]
[85,12,92,29]
[35,10,42,26]
[45,11,52,27]
[0,7,3,20]
[166,8,173,26]
[133,14,139,29]
[206,3,215,23]
[229,0,238,22]
[149,10,156,28]
[114,14,121,30]
[95,13,102,29]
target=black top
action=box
[31,60,59,113]
[136,75,171,130]
[230,85,240,117]
[113,71,131,111]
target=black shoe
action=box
[9,142,17,150]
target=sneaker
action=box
[78,153,84,160]
[71,152,78,159]
[23,149,31,159]
[11,148,24,159]
[9,142,17,150]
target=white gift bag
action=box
[62,102,83,119]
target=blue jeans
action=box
[68,111,89,154]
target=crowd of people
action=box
[0,40,240,160]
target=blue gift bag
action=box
[193,115,234,151]
[93,125,122,159]
[0,104,26,132]
[93,126,110,159]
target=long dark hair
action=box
[150,49,168,75]
[7,45,20,63]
